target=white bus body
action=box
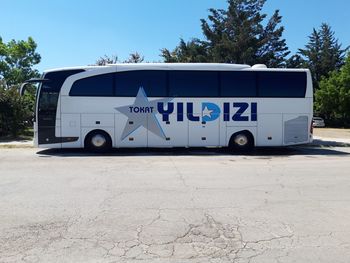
[29,63,313,151]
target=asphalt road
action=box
[1,143,350,263]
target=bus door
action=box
[37,70,84,146]
[37,82,62,145]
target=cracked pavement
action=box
[1,145,350,262]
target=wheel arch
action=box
[84,129,113,149]
[228,129,255,148]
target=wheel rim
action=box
[91,134,106,147]
[234,134,248,147]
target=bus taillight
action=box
[310,119,313,134]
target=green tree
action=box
[161,0,289,67]
[298,23,348,89]
[255,10,290,67]
[161,39,209,63]
[94,52,144,65]
[285,54,306,68]
[0,36,40,137]
[95,55,118,66]
[0,37,41,86]
[0,84,34,137]
[123,52,144,63]
[315,53,350,126]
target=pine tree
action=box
[95,55,118,66]
[285,54,306,68]
[298,23,348,89]
[256,10,290,67]
[124,52,144,63]
[320,23,346,71]
[94,53,144,65]
[161,0,289,67]
[161,39,209,63]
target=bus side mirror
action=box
[19,78,49,96]
[19,82,28,96]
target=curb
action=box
[0,140,34,148]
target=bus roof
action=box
[43,63,309,73]
[44,63,250,73]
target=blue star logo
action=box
[202,102,221,122]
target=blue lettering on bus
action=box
[251,102,257,121]
[129,106,154,113]
[232,102,249,121]
[187,103,200,122]
[128,101,258,122]
[116,88,258,141]
[157,102,174,122]
[177,103,184,122]
[223,102,230,122]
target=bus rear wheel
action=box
[85,130,112,153]
[229,131,254,152]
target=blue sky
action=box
[1,0,349,72]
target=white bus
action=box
[21,63,313,152]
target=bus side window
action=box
[220,71,257,97]
[258,72,307,98]
[168,71,219,97]
[70,73,114,96]
[115,71,167,97]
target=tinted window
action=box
[221,71,257,97]
[43,70,85,92]
[169,71,219,97]
[39,91,59,113]
[258,71,306,97]
[70,73,114,96]
[115,70,167,97]
[39,70,84,127]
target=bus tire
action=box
[85,130,112,153]
[228,131,254,152]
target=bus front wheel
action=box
[85,130,112,153]
[229,131,254,152]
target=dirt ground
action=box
[313,128,350,139]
